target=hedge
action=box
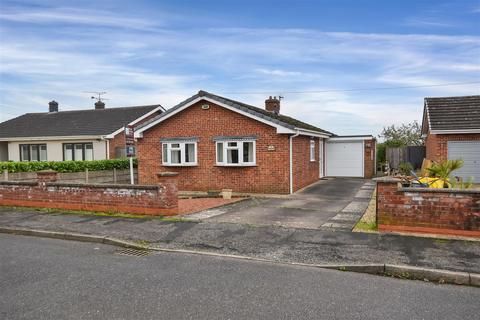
[0,159,138,173]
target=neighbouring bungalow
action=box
[421,95,480,182]
[0,100,164,162]
[134,90,375,194]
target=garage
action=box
[448,141,480,182]
[325,139,364,177]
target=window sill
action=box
[215,164,257,167]
[162,163,198,167]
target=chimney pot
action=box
[95,100,105,109]
[48,100,58,112]
[265,96,280,114]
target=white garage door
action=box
[448,141,480,182]
[326,141,363,177]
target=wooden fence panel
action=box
[386,146,426,170]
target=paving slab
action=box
[355,189,374,199]
[331,213,362,221]
[361,185,375,190]
[341,201,369,213]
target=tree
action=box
[377,121,425,167]
[379,121,424,146]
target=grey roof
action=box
[423,95,480,133]
[137,90,333,135]
[0,104,162,139]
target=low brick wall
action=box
[376,177,480,237]
[0,171,178,216]
[1,169,138,184]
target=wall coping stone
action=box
[401,187,480,194]
[0,181,38,186]
[373,176,402,183]
[46,182,159,190]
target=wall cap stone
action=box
[401,187,480,194]
[373,176,402,183]
[46,182,159,190]
[0,181,38,186]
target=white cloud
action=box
[0,7,161,30]
[0,6,479,135]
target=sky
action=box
[0,0,479,136]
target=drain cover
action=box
[115,248,152,257]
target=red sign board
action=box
[125,125,135,157]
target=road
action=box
[0,234,478,320]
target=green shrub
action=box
[0,159,137,173]
[398,162,413,176]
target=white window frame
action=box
[310,139,316,162]
[216,140,256,166]
[162,142,197,166]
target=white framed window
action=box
[310,139,316,162]
[162,142,197,166]
[216,140,256,166]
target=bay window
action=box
[20,144,47,161]
[216,138,256,166]
[161,139,197,166]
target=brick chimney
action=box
[94,100,105,109]
[265,96,280,114]
[48,100,58,112]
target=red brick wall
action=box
[0,172,178,216]
[364,139,376,178]
[109,132,126,159]
[376,179,480,237]
[425,133,438,161]
[426,133,480,162]
[136,100,291,194]
[108,111,163,159]
[292,136,320,191]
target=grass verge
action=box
[352,188,378,233]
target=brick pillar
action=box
[374,177,401,226]
[157,172,178,211]
[37,170,58,185]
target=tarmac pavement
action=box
[0,207,479,275]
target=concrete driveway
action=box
[187,178,375,230]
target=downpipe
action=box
[289,130,300,194]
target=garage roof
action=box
[422,95,480,134]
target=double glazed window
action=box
[162,142,197,166]
[216,140,255,166]
[310,139,316,161]
[20,144,47,161]
[63,143,93,161]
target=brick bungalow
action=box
[0,100,164,161]
[135,90,375,194]
[421,95,480,182]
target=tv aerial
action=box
[84,91,109,102]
